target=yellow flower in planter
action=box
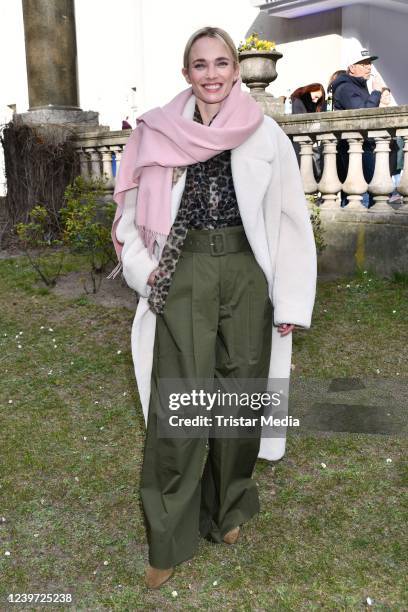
[238,32,276,53]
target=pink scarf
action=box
[110,78,263,270]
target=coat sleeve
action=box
[114,187,158,297]
[272,133,317,329]
[336,83,381,109]
[291,98,307,114]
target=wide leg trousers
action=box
[140,226,273,569]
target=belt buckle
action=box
[209,232,226,256]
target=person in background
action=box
[326,70,346,110]
[291,83,326,114]
[331,49,388,207]
[291,83,326,181]
[327,70,346,92]
[379,87,393,108]
[122,116,132,129]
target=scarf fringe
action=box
[137,225,167,257]
[106,261,123,280]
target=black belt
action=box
[182,227,251,256]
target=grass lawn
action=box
[0,252,407,610]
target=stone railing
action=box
[73,105,408,214]
[275,105,408,214]
[72,129,128,193]
[72,105,408,215]
[72,104,408,277]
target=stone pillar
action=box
[395,129,408,212]
[100,147,115,190]
[17,0,107,132]
[292,136,318,194]
[22,0,80,110]
[79,149,91,179]
[341,132,367,210]
[88,148,102,179]
[367,130,394,212]
[317,133,342,208]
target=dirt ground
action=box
[51,270,138,310]
[0,244,138,311]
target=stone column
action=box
[367,130,394,212]
[317,133,342,208]
[341,132,367,210]
[395,129,408,212]
[292,136,318,194]
[22,0,80,110]
[87,148,102,179]
[100,147,115,190]
[17,0,106,131]
[79,149,91,179]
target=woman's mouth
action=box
[202,83,223,92]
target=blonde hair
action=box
[183,26,239,70]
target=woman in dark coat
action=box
[291,83,326,114]
[290,83,326,180]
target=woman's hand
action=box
[277,323,295,336]
[147,268,159,287]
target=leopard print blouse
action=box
[147,103,242,315]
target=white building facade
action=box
[252,0,408,104]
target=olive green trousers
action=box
[140,226,273,569]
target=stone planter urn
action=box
[238,49,284,114]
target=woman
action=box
[291,83,326,114]
[109,27,316,589]
[290,83,326,182]
[327,70,346,95]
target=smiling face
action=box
[182,36,240,110]
[349,59,372,80]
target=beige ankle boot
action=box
[223,526,240,544]
[145,564,174,589]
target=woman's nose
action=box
[206,63,217,78]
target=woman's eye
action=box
[193,61,229,69]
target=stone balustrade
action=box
[72,105,408,215]
[71,105,408,277]
[276,104,408,214]
[73,128,128,193]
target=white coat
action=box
[115,94,317,461]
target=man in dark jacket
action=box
[331,49,387,207]
[332,50,385,110]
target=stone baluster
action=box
[317,133,342,208]
[100,146,115,190]
[111,145,123,183]
[292,136,318,194]
[367,130,394,212]
[79,148,91,179]
[341,132,367,210]
[87,147,102,179]
[395,129,408,212]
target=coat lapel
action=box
[231,120,274,230]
